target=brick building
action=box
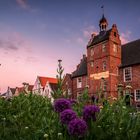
[63,14,140,107]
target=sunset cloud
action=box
[83,25,98,39]
[120,31,131,44]
[0,39,18,51]
[16,0,29,9]
[0,31,30,52]
[76,37,84,44]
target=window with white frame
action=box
[102,79,107,91]
[135,90,140,101]
[77,77,82,88]
[91,48,94,56]
[77,92,82,101]
[103,61,107,71]
[90,61,94,67]
[102,44,106,52]
[123,67,132,82]
[113,43,118,53]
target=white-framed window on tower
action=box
[77,77,82,88]
[135,89,140,101]
[102,44,106,52]
[103,61,107,71]
[90,61,94,67]
[113,43,118,53]
[102,79,107,91]
[91,48,94,56]
[123,67,132,82]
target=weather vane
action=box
[101,5,104,15]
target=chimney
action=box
[91,32,97,38]
[112,24,117,28]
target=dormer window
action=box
[114,32,117,37]
[102,44,106,52]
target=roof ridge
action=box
[38,76,56,79]
[122,38,140,46]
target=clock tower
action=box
[87,14,121,99]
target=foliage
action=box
[1,90,140,140]
[51,60,64,99]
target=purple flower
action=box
[83,105,100,122]
[68,118,87,137]
[60,109,77,125]
[54,98,71,113]
[68,99,77,105]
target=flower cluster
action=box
[83,105,100,122]
[68,118,87,138]
[60,109,77,125]
[54,98,71,113]
[68,99,77,105]
[54,98,100,138]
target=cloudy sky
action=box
[0,0,140,92]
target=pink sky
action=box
[0,0,139,93]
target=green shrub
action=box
[1,93,140,140]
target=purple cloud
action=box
[120,31,132,44]
[16,0,29,9]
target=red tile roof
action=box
[38,76,57,87]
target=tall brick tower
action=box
[87,14,121,99]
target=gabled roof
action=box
[50,83,58,91]
[87,29,111,48]
[1,92,7,96]
[72,56,87,78]
[38,76,57,87]
[121,39,140,67]
[17,87,24,93]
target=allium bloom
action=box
[60,109,77,125]
[68,118,87,137]
[54,98,71,113]
[68,99,77,105]
[83,105,100,122]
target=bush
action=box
[1,92,140,140]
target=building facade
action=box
[63,14,140,107]
[32,76,58,101]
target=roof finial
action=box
[99,5,108,32]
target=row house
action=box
[119,39,140,108]
[32,76,58,101]
[63,14,140,107]
[3,83,33,98]
[63,55,88,99]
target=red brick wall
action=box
[62,74,72,97]
[87,25,121,99]
[72,75,88,98]
[119,65,140,105]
